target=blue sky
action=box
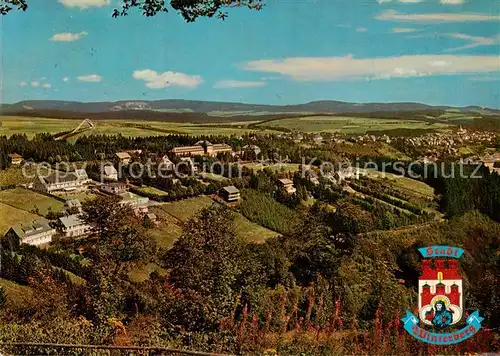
[2,0,500,107]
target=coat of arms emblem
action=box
[402,246,485,345]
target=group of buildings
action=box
[4,165,153,247]
[4,199,90,247]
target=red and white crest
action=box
[418,258,463,326]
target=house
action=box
[118,192,149,215]
[59,214,91,238]
[145,213,158,225]
[8,153,24,165]
[220,186,241,202]
[115,152,131,165]
[100,182,128,195]
[65,199,82,213]
[103,165,118,181]
[75,168,91,184]
[33,170,89,193]
[160,155,174,170]
[4,219,56,247]
[278,178,296,194]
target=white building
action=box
[100,182,128,195]
[6,219,56,246]
[64,199,82,213]
[59,215,91,238]
[103,165,118,181]
[33,169,90,193]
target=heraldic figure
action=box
[426,300,453,329]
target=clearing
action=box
[0,202,41,235]
[0,187,64,216]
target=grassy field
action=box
[257,116,450,133]
[198,172,229,182]
[0,278,32,307]
[0,202,40,234]
[149,196,278,248]
[0,115,453,137]
[128,262,167,283]
[146,206,184,248]
[137,186,169,196]
[0,187,64,215]
[363,170,435,198]
[0,116,277,138]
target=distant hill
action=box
[1,99,499,116]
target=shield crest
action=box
[418,258,463,328]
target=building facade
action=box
[59,215,91,238]
[5,219,56,247]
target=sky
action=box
[1,0,500,107]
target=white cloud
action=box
[57,0,110,9]
[441,0,464,4]
[77,74,102,82]
[19,81,27,87]
[392,27,421,33]
[43,83,52,89]
[376,10,500,22]
[444,33,499,52]
[356,27,368,32]
[62,77,69,82]
[133,69,203,89]
[50,31,88,42]
[243,55,500,82]
[30,81,40,87]
[214,80,267,89]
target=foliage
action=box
[0,0,263,21]
[239,189,299,235]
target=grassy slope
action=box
[149,196,278,247]
[137,186,170,196]
[363,170,434,198]
[0,187,64,215]
[0,278,32,307]
[0,202,40,235]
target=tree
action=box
[1,0,263,22]
[0,286,6,309]
[161,205,245,331]
[80,195,155,335]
